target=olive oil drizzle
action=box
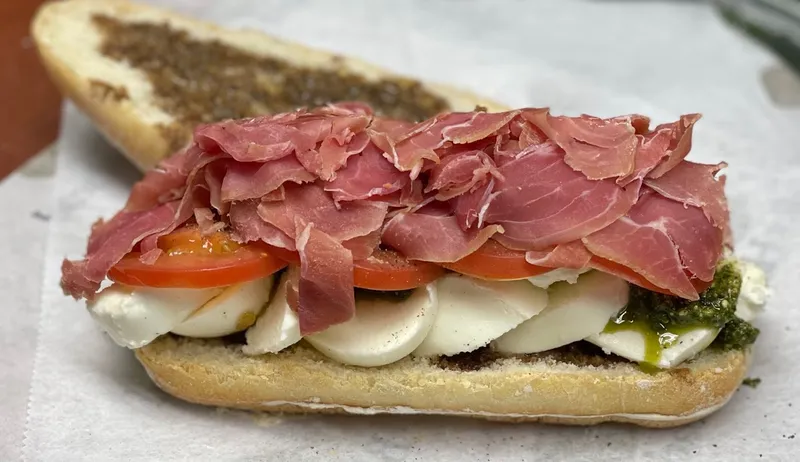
[600,260,757,371]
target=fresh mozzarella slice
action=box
[527,267,590,289]
[586,327,718,369]
[87,285,221,349]
[171,276,274,338]
[412,275,548,357]
[305,284,438,367]
[242,274,302,355]
[494,271,628,354]
[736,260,769,322]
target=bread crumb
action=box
[636,380,652,390]
[522,385,533,393]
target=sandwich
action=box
[36,0,768,428]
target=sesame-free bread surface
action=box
[136,336,750,428]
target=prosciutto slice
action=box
[583,190,721,300]
[123,145,214,212]
[297,130,371,181]
[256,183,387,243]
[61,202,179,299]
[646,114,701,178]
[645,161,729,230]
[324,143,411,203]
[195,119,307,162]
[441,111,519,145]
[228,200,295,250]
[522,109,639,180]
[452,178,495,230]
[204,160,228,214]
[426,150,502,201]
[525,241,592,269]
[483,141,641,250]
[61,103,730,334]
[371,112,474,178]
[220,155,315,202]
[295,222,355,334]
[382,211,502,263]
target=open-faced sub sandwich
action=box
[36,0,767,428]
[58,102,767,427]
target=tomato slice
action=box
[589,256,712,296]
[263,246,444,290]
[108,227,287,288]
[263,245,300,264]
[354,249,445,290]
[441,240,551,280]
[589,256,670,295]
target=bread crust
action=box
[31,0,508,171]
[135,336,750,428]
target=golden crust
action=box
[31,0,508,171]
[135,336,751,428]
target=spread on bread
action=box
[62,104,765,371]
[92,15,451,154]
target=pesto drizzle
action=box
[602,260,759,369]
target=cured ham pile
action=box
[61,103,730,334]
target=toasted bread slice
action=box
[31,0,507,171]
[136,336,750,428]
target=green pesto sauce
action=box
[713,317,761,351]
[602,260,759,369]
[354,287,415,303]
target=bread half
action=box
[135,336,750,428]
[32,0,507,171]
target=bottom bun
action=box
[135,336,751,428]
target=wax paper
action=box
[0,147,56,462]
[16,1,800,460]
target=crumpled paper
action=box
[20,1,800,460]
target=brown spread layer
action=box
[216,333,630,372]
[435,343,631,371]
[92,15,451,153]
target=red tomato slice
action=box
[354,249,446,290]
[108,227,287,288]
[589,256,671,295]
[441,240,551,280]
[589,256,712,296]
[263,246,444,290]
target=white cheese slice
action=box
[412,275,548,357]
[527,267,590,289]
[305,284,438,367]
[171,276,274,338]
[87,285,221,349]
[586,327,719,369]
[243,274,302,355]
[494,271,628,354]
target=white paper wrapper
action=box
[19,1,800,460]
[0,149,56,462]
